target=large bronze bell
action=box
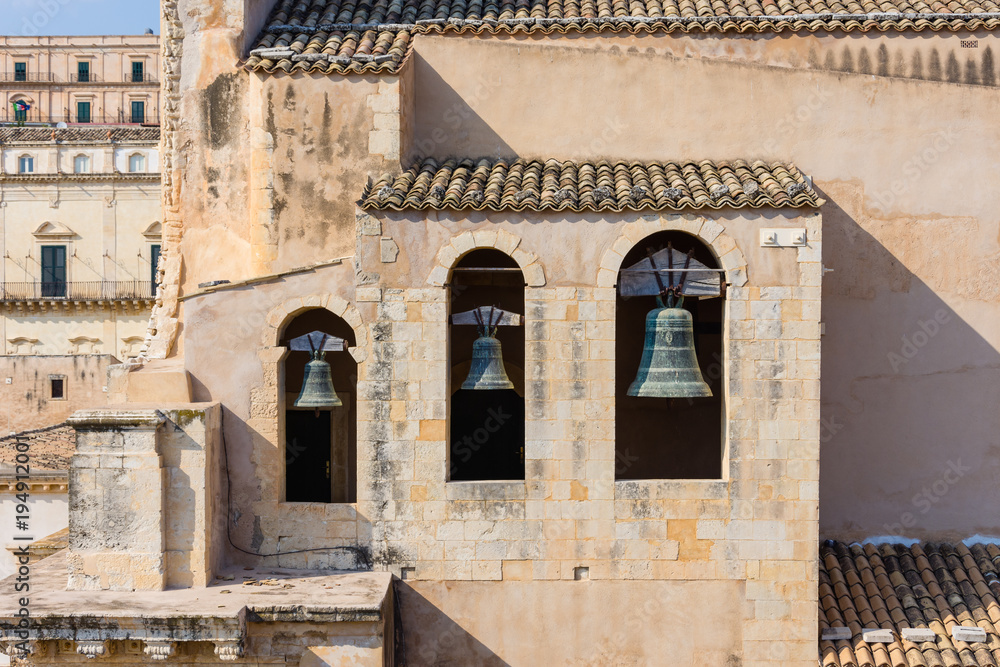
[294,352,343,408]
[461,334,514,391]
[627,307,712,398]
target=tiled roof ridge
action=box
[360,156,821,212]
[257,9,1000,35]
[246,0,1000,74]
[0,126,160,144]
[820,539,1000,667]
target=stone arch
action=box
[427,229,546,287]
[262,295,368,364]
[597,217,748,291]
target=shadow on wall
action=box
[818,188,1000,541]
[410,53,515,162]
[395,582,511,667]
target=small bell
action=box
[294,351,343,408]
[461,334,514,391]
[627,306,712,398]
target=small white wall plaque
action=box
[760,228,807,247]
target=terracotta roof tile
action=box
[820,540,1000,667]
[0,127,160,144]
[0,424,75,472]
[360,157,820,211]
[246,0,1000,73]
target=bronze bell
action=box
[294,352,343,408]
[461,334,514,391]
[627,307,712,398]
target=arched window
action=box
[615,231,725,479]
[128,153,145,173]
[73,154,90,173]
[18,154,34,173]
[449,249,526,481]
[280,308,358,503]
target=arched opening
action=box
[279,308,358,503]
[449,249,526,481]
[615,231,725,479]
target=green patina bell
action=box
[294,353,343,408]
[461,335,514,391]
[627,307,712,398]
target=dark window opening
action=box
[615,231,725,480]
[280,308,357,503]
[150,244,161,291]
[77,61,89,82]
[41,245,67,298]
[449,249,526,481]
[50,377,65,399]
[76,101,91,123]
[14,62,26,82]
[130,100,144,123]
[131,61,144,82]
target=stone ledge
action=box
[67,409,165,430]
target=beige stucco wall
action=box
[399,579,747,665]
[400,31,1000,542]
[0,483,66,580]
[0,355,113,433]
[0,34,160,124]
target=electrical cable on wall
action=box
[221,410,371,569]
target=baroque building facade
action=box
[2,0,1000,665]
[0,126,161,430]
[0,34,160,126]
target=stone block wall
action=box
[351,210,821,664]
[65,405,221,591]
[231,208,822,664]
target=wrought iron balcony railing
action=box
[0,280,155,302]
[0,111,160,126]
[69,73,101,83]
[0,72,57,83]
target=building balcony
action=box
[0,72,157,84]
[0,280,155,305]
[0,72,56,83]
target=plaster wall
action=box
[0,489,66,580]
[403,31,1000,541]
[399,579,745,665]
[0,355,113,433]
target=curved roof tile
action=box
[245,0,1000,74]
[360,157,822,212]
